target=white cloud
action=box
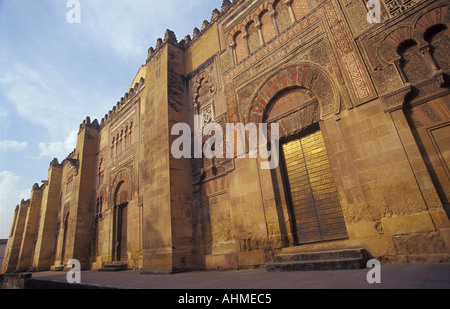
[81,1,162,59]
[0,61,81,139]
[0,171,30,239]
[38,129,78,161]
[79,0,217,60]
[0,1,221,142]
[0,110,8,118]
[0,140,28,152]
[0,0,223,239]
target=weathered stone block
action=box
[346,221,379,239]
[205,253,238,270]
[381,213,436,236]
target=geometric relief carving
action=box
[249,64,337,125]
[380,84,412,112]
[405,98,450,128]
[342,52,372,101]
[277,100,320,139]
[331,22,353,56]
[227,1,372,117]
[291,0,311,21]
[201,104,214,126]
[398,40,432,84]
[266,88,313,122]
[379,27,420,65]
[379,5,449,66]
[112,169,132,206]
[428,24,450,72]
[192,70,217,128]
[415,5,449,34]
[323,1,372,104]
[192,71,216,105]
[324,1,340,27]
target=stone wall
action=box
[2,0,449,275]
[31,162,62,271]
[16,185,43,272]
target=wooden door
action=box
[116,204,128,262]
[282,129,348,244]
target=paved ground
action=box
[28,263,450,289]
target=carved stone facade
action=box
[2,0,450,274]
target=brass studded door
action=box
[282,129,348,245]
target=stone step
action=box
[98,263,128,272]
[266,257,367,272]
[274,248,367,263]
[267,248,370,272]
[51,266,64,272]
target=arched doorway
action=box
[251,64,348,246]
[60,212,69,264]
[114,202,128,262]
[279,124,348,244]
[112,172,131,262]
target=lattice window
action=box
[381,0,422,18]
[201,104,214,127]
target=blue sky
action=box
[0,0,222,239]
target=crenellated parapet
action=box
[146,0,238,63]
[100,77,145,128]
[79,116,100,134]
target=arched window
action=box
[116,133,120,156]
[66,175,73,193]
[120,130,124,153]
[260,10,277,43]
[424,24,449,74]
[397,39,431,83]
[96,198,100,214]
[111,137,115,158]
[246,20,261,54]
[273,0,291,33]
[129,122,134,145]
[234,31,248,63]
[291,0,310,20]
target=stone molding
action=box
[380,83,412,112]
